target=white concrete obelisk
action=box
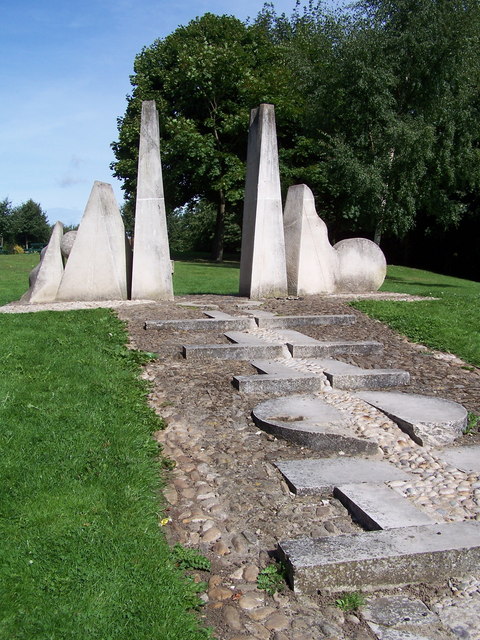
[57,181,131,301]
[239,104,288,299]
[21,221,65,303]
[131,100,173,301]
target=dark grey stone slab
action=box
[357,391,467,447]
[233,373,323,394]
[279,521,480,594]
[437,445,480,473]
[334,483,433,530]
[311,358,410,390]
[289,340,383,357]
[252,395,378,456]
[255,314,356,329]
[363,596,447,640]
[182,343,289,360]
[145,317,256,331]
[274,458,411,496]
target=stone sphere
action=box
[333,238,387,292]
[60,230,77,259]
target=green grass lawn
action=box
[173,260,239,295]
[0,255,39,306]
[0,259,211,639]
[352,265,480,367]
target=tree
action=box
[111,12,299,261]
[11,199,51,247]
[0,198,14,247]
[276,0,480,243]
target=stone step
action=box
[252,395,378,456]
[254,314,356,329]
[357,391,467,447]
[279,521,480,594]
[288,340,383,357]
[274,458,412,496]
[312,358,410,390]
[224,330,284,345]
[436,444,480,474]
[334,483,433,530]
[182,343,289,360]
[233,373,323,394]
[145,317,256,331]
[362,595,454,640]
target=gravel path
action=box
[116,294,480,640]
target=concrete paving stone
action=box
[225,330,285,345]
[250,359,305,375]
[357,391,468,447]
[310,358,410,390]
[182,343,289,360]
[255,314,356,328]
[289,341,383,357]
[274,458,412,496]
[145,317,256,331]
[233,373,323,394]
[279,521,480,594]
[363,595,453,640]
[334,483,434,530]
[253,395,378,456]
[436,445,480,473]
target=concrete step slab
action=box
[182,343,289,360]
[252,395,378,456]
[279,521,480,594]
[255,314,356,329]
[224,330,284,345]
[203,310,237,319]
[233,373,323,394]
[363,595,451,640]
[274,458,412,496]
[357,391,467,447]
[435,445,480,474]
[145,317,256,331]
[311,358,410,390]
[334,483,433,530]
[289,340,383,357]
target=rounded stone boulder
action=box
[60,230,77,259]
[334,238,386,292]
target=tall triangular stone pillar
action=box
[239,104,288,299]
[131,100,173,301]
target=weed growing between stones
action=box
[464,412,480,435]
[335,592,365,611]
[257,562,287,595]
[171,544,212,572]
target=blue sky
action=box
[1,0,313,227]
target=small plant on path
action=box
[335,591,365,611]
[171,544,211,571]
[257,562,287,595]
[464,412,480,435]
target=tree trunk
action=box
[211,190,225,262]
[374,220,383,246]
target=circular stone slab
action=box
[252,395,378,455]
[334,238,387,292]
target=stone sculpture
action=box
[239,104,288,299]
[20,221,64,303]
[284,184,338,295]
[56,181,132,301]
[131,100,173,301]
[283,184,387,294]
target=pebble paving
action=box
[116,295,480,640]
